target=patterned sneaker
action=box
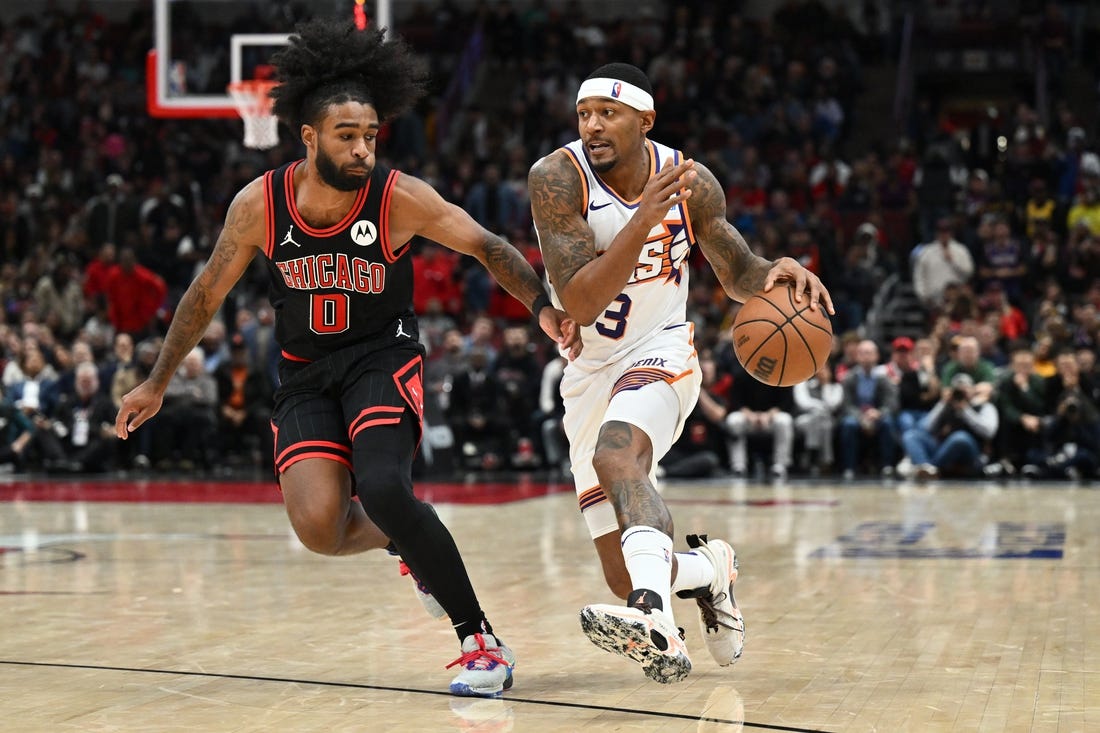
[397,559,447,619]
[677,534,745,667]
[447,633,515,698]
[579,601,692,684]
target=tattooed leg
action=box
[591,420,673,535]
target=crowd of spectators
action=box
[0,0,1097,482]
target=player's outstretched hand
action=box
[635,157,696,230]
[115,382,165,439]
[539,307,583,361]
[761,256,835,315]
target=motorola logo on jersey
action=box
[350,219,378,247]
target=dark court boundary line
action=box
[0,659,835,732]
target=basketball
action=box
[731,284,833,387]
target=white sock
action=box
[621,526,674,616]
[671,550,716,593]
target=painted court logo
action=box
[350,220,377,247]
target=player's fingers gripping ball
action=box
[732,284,833,386]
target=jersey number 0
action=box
[310,293,350,334]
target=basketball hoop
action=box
[227,79,279,150]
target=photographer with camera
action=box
[900,373,999,480]
[1033,351,1100,479]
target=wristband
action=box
[532,293,553,316]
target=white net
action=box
[228,80,279,150]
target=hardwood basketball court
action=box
[1,474,1096,732]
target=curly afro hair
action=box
[269,18,429,131]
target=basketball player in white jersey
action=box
[529,63,833,683]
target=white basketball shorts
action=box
[560,323,701,539]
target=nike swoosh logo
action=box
[589,201,613,211]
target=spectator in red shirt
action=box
[981,282,1028,342]
[82,242,116,303]
[411,241,462,317]
[103,247,166,338]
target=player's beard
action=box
[316,146,371,192]
[583,146,617,174]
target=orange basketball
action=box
[731,284,833,386]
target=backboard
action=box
[148,0,393,120]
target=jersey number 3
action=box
[595,293,632,340]
[310,293,350,334]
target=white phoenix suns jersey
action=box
[540,138,696,371]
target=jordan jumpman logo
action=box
[395,319,411,338]
[280,225,300,247]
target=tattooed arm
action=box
[528,150,697,326]
[393,173,580,356]
[115,179,263,437]
[690,162,833,311]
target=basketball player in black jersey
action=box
[115,19,578,698]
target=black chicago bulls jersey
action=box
[261,160,415,362]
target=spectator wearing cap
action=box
[912,217,974,313]
[881,336,940,440]
[900,372,999,480]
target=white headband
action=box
[576,77,654,112]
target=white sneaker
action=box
[447,633,515,698]
[915,463,938,481]
[580,601,692,683]
[678,534,745,666]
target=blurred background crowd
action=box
[0,0,1098,482]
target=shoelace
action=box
[696,590,742,633]
[446,635,511,671]
[397,560,432,596]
